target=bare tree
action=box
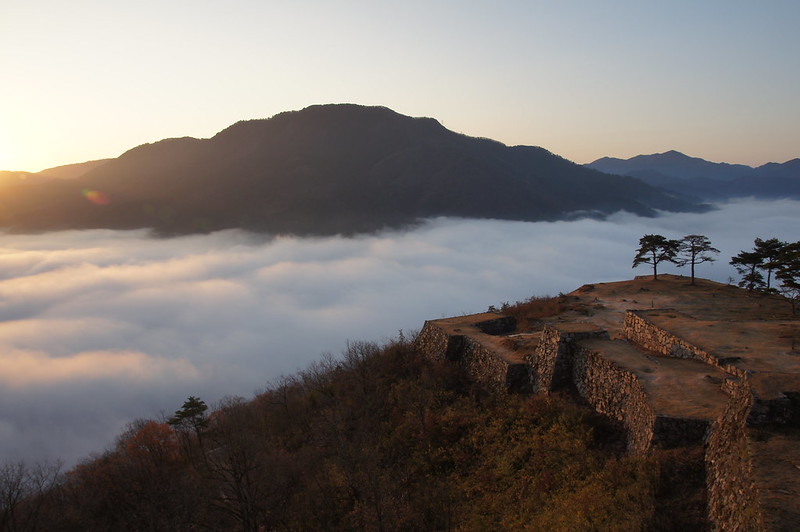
[0,460,62,532]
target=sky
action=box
[2,1,799,172]
[1,198,799,467]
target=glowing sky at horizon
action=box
[2,1,799,172]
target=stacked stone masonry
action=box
[415,276,800,531]
[624,310,749,379]
[705,377,764,531]
[415,314,531,394]
[570,339,657,453]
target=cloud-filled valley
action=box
[1,199,798,466]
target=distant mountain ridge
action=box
[0,159,110,187]
[586,150,800,200]
[0,105,700,235]
[38,159,112,180]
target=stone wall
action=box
[705,377,764,531]
[417,310,785,530]
[414,320,452,362]
[571,341,656,453]
[415,320,530,393]
[625,311,769,529]
[461,337,527,393]
[624,310,705,360]
[624,311,749,379]
[526,325,608,393]
[525,325,562,393]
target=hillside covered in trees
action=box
[2,336,705,531]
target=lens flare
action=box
[82,189,110,205]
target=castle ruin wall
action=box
[417,304,795,530]
[415,320,529,393]
[526,324,608,393]
[705,377,765,531]
[570,341,656,453]
[415,320,453,362]
[624,310,749,379]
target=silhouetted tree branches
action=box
[632,234,680,280]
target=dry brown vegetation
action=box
[500,294,593,333]
[499,295,567,331]
[0,336,707,531]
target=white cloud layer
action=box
[0,199,797,466]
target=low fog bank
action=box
[0,199,797,466]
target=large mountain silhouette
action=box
[0,105,698,235]
[586,150,800,200]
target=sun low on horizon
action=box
[2,1,799,172]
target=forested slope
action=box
[5,336,707,531]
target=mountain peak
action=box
[588,150,754,180]
[585,150,800,201]
[656,149,689,159]
[0,105,699,235]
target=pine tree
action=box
[754,237,786,290]
[632,234,680,280]
[676,234,719,285]
[167,396,209,445]
[730,250,765,291]
[776,241,800,315]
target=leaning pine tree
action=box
[730,247,766,292]
[632,234,680,281]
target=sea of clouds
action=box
[0,199,798,466]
